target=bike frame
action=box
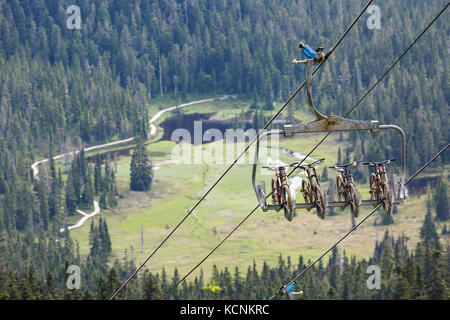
[276,167,289,186]
[372,164,388,194]
[274,167,289,204]
[343,167,355,189]
[306,166,320,187]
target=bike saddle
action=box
[362,159,395,167]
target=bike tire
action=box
[381,181,393,216]
[336,175,345,202]
[348,183,360,218]
[369,173,378,207]
[282,185,294,221]
[271,177,280,205]
[313,184,326,220]
[301,179,313,211]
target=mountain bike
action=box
[297,158,327,219]
[262,163,295,221]
[362,159,395,215]
[329,161,361,217]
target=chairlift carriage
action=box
[251,42,407,221]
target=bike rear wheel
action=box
[282,185,294,221]
[369,173,378,207]
[381,181,393,216]
[348,183,360,218]
[302,179,313,211]
[313,184,326,220]
[271,177,280,205]
[336,175,345,202]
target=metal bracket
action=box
[305,60,327,119]
[284,117,380,135]
[252,130,284,211]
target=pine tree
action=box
[99,192,107,210]
[1,271,21,300]
[105,268,121,300]
[65,174,77,216]
[420,207,440,249]
[425,251,447,299]
[80,173,94,210]
[435,176,449,221]
[94,154,102,195]
[101,219,112,255]
[45,271,56,299]
[130,138,153,191]
[144,274,162,300]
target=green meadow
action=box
[63,97,438,280]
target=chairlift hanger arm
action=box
[284,121,406,193]
[293,57,328,120]
[251,129,284,211]
[284,117,380,135]
[379,124,406,189]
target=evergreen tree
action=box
[144,274,162,300]
[65,174,77,216]
[425,251,447,300]
[420,208,440,249]
[94,154,102,195]
[435,176,449,221]
[80,173,94,210]
[130,138,153,191]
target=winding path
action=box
[32,95,233,233]
[59,201,100,233]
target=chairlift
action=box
[251,42,406,221]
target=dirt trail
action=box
[32,96,233,232]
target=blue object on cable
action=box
[301,44,318,60]
[285,282,295,293]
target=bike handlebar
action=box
[263,161,302,170]
[362,158,396,166]
[328,160,361,169]
[264,158,325,171]
[295,158,325,171]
